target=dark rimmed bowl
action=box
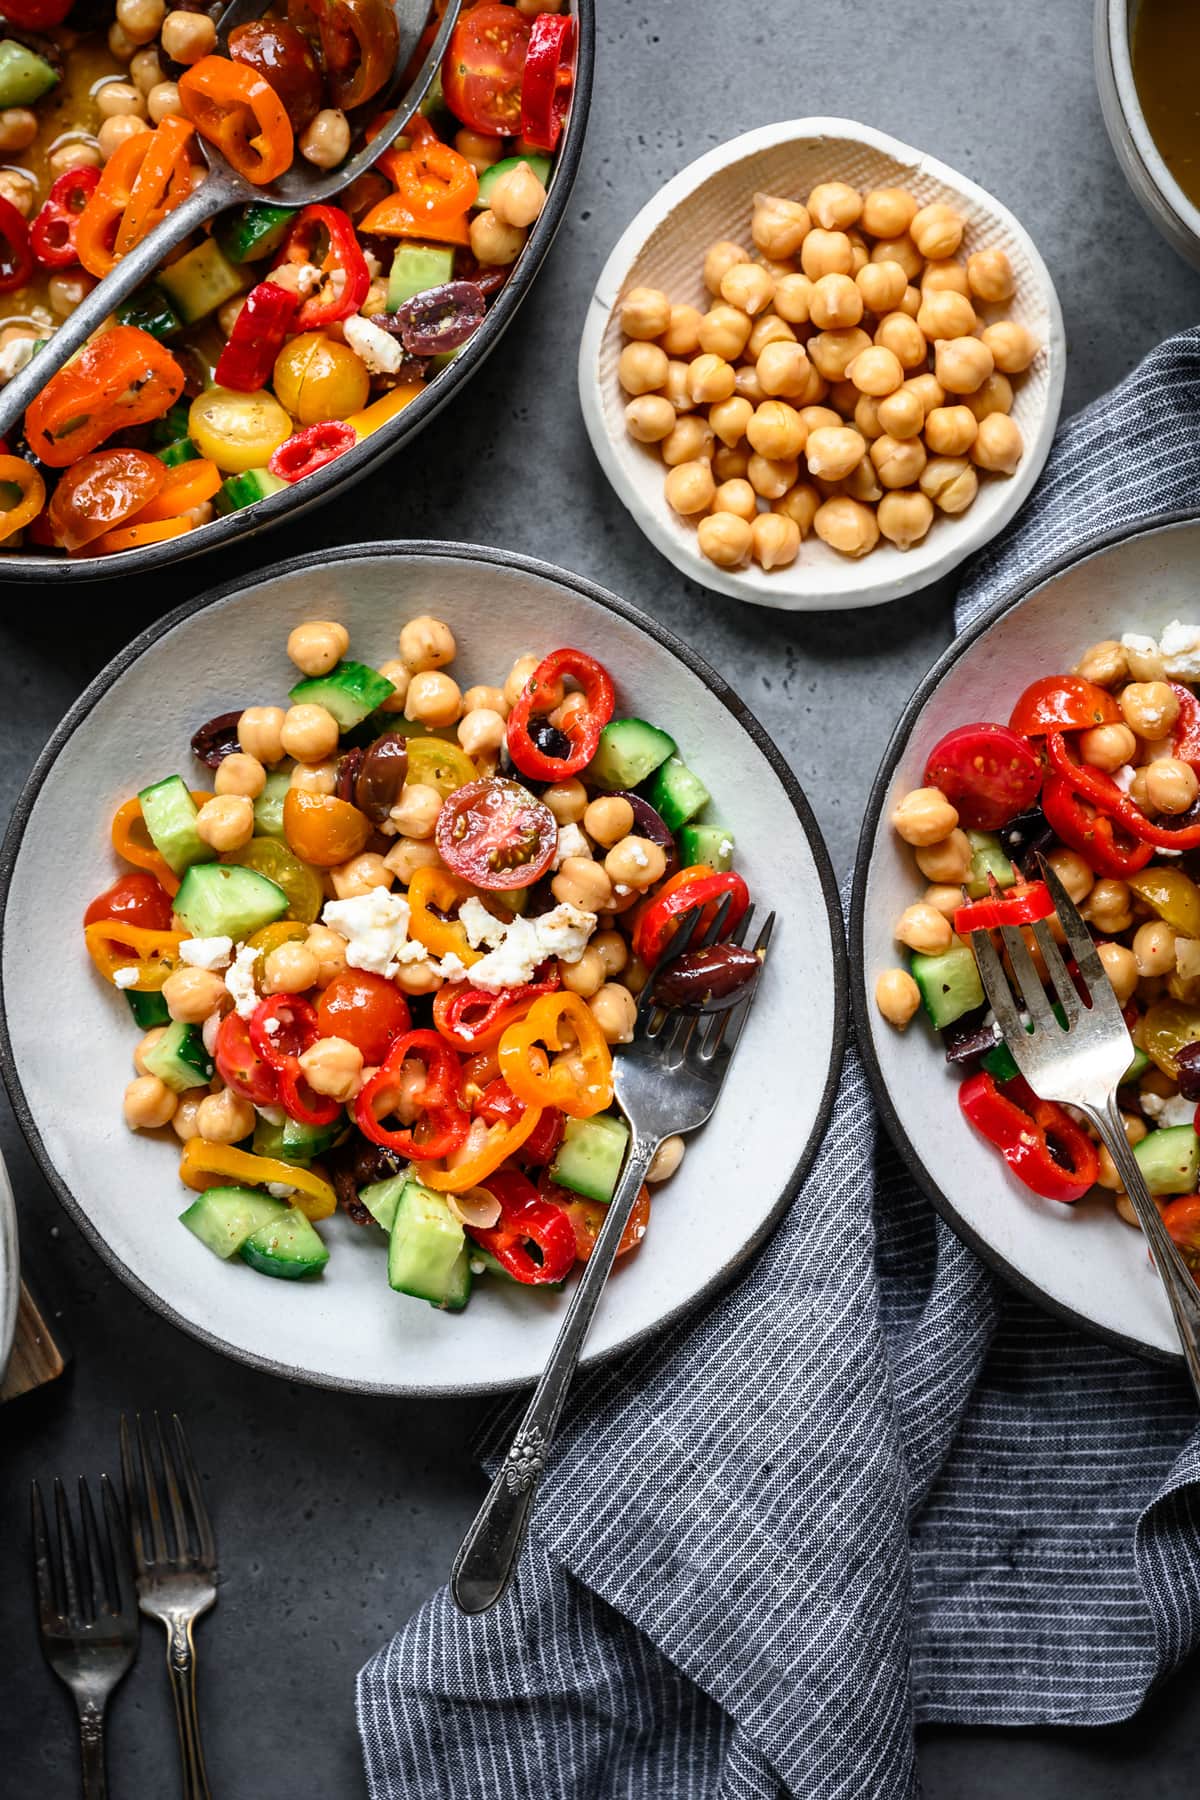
[851,510,1200,1365]
[0,1,594,584]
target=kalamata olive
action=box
[652,943,760,1013]
[326,1132,405,1226]
[190,710,243,768]
[941,1005,1000,1065]
[528,718,572,761]
[453,250,509,299]
[393,281,486,357]
[229,17,322,129]
[354,730,409,823]
[336,745,365,805]
[1174,1041,1200,1101]
[998,808,1053,869]
[612,792,679,878]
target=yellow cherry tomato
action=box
[272,331,370,426]
[188,386,292,474]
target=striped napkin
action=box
[358,329,1200,1800]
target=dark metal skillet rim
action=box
[0,0,596,585]
[0,539,849,1397]
[849,507,1200,1368]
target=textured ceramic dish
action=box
[579,118,1065,614]
[0,544,845,1395]
[1095,0,1200,272]
[851,511,1200,1363]
[0,2,593,585]
[0,1151,17,1382]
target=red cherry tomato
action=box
[48,449,167,554]
[435,776,558,890]
[315,970,412,1065]
[83,871,173,933]
[214,1012,279,1105]
[441,2,531,136]
[923,722,1043,830]
[0,0,71,26]
[1008,676,1121,737]
[539,1173,650,1261]
[474,1076,564,1166]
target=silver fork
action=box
[451,897,775,1614]
[120,1414,218,1800]
[967,855,1200,1396]
[31,1474,139,1799]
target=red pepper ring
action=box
[505,647,616,782]
[214,279,298,392]
[954,879,1055,936]
[474,1076,564,1166]
[958,1070,1099,1204]
[0,194,34,294]
[633,869,749,967]
[432,967,559,1052]
[249,993,320,1069]
[354,1027,469,1160]
[30,166,100,270]
[1041,774,1154,880]
[470,1167,577,1285]
[1046,731,1200,854]
[275,203,369,330]
[520,11,576,152]
[269,419,356,482]
[1172,682,1200,772]
[278,1060,342,1126]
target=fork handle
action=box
[451,1135,660,1615]
[1086,1094,1200,1400]
[77,1698,108,1800]
[163,1615,211,1800]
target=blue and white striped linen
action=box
[358,330,1200,1799]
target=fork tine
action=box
[171,1416,216,1570]
[702,909,774,1063]
[727,905,754,949]
[635,903,702,1035]
[53,1478,83,1625]
[1038,855,1120,1006]
[77,1477,108,1620]
[969,927,1029,1056]
[136,1413,171,1567]
[119,1413,148,1574]
[698,890,734,949]
[31,1480,62,1628]
[101,1474,137,1618]
[156,1413,191,1565]
[997,925,1059,1033]
[1026,918,1083,1024]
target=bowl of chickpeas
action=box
[579,119,1064,612]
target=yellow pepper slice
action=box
[406,864,481,967]
[417,1103,545,1193]
[406,736,477,798]
[84,919,185,991]
[0,454,45,544]
[110,788,211,897]
[245,918,309,983]
[346,382,424,439]
[177,1139,337,1221]
[499,992,614,1119]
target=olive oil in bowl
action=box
[1132,0,1200,210]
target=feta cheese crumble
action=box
[467,903,597,992]
[458,897,507,950]
[1160,620,1200,681]
[322,889,428,978]
[552,823,590,869]
[343,312,405,376]
[225,942,261,1017]
[112,966,139,989]
[1121,631,1159,659]
[179,935,233,971]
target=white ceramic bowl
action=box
[0,1151,17,1383]
[579,119,1065,613]
[0,544,846,1396]
[851,511,1200,1362]
[1095,0,1200,272]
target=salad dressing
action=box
[1132,0,1200,210]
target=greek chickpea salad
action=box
[83,612,759,1310]
[875,623,1200,1271]
[0,0,576,557]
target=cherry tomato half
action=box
[434,776,557,890]
[214,1011,279,1105]
[48,449,166,554]
[923,722,1043,831]
[442,2,531,136]
[229,18,323,130]
[539,1174,650,1261]
[83,871,173,934]
[1164,1194,1200,1272]
[1008,676,1121,737]
[316,970,411,1065]
[282,789,371,867]
[0,0,71,26]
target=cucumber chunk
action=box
[215,468,287,514]
[360,1173,408,1233]
[253,768,291,839]
[126,988,170,1028]
[181,1186,287,1259]
[474,153,551,209]
[587,719,676,791]
[387,243,455,310]
[289,661,396,731]
[116,281,181,341]
[964,830,1016,900]
[174,862,288,940]
[1119,1047,1151,1086]
[141,1019,214,1093]
[158,437,200,467]
[911,942,983,1030]
[215,202,295,264]
[239,1207,329,1279]
[388,1178,470,1309]
[158,238,248,324]
[645,755,711,832]
[677,823,734,871]
[138,775,213,876]
[0,39,59,106]
[551,1113,629,1204]
[1134,1126,1200,1196]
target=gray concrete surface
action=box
[3,0,1200,1793]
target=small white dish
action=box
[0,544,846,1397]
[852,511,1200,1362]
[579,119,1066,613]
[1095,0,1200,273]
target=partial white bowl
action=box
[852,511,1200,1362]
[0,544,846,1397]
[1095,0,1200,272]
[579,119,1065,613]
[0,1150,17,1383]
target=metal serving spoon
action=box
[0,0,461,443]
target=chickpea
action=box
[95,78,145,122]
[604,834,668,890]
[618,341,669,396]
[964,371,1014,422]
[1073,722,1134,777]
[305,924,348,987]
[661,303,704,356]
[697,511,753,567]
[875,967,921,1029]
[895,901,953,955]
[978,319,1036,375]
[196,1086,255,1145]
[661,414,714,466]
[905,372,945,416]
[211,753,265,805]
[660,459,713,517]
[808,272,863,331]
[462,683,508,719]
[875,386,924,440]
[800,228,854,280]
[132,1026,169,1077]
[287,619,349,677]
[804,425,865,482]
[853,260,904,317]
[747,454,798,500]
[750,195,810,260]
[1134,919,1177,977]
[971,412,1024,475]
[920,456,978,514]
[913,827,972,882]
[686,352,735,405]
[469,208,525,266]
[713,477,758,522]
[873,311,926,370]
[773,272,814,324]
[846,345,904,399]
[456,707,505,759]
[892,786,959,847]
[870,231,923,281]
[130,45,164,91]
[843,457,883,505]
[486,159,546,230]
[713,446,750,482]
[772,482,821,536]
[280,702,339,763]
[171,1089,208,1142]
[384,781,439,841]
[916,289,976,343]
[861,186,919,238]
[380,837,438,885]
[580,796,631,848]
[97,113,150,160]
[909,202,964,259]
[646,1134,685,1183]
[296,1035,363,1103]
[920,258,971,297]
[746,399,805,461]
[160,5,214,59]
[290,760,337,796]
[923,884,964,921]
[1129,768,1155,815]
[115,0,164,41]
[1095,1143,1123,1191]
[1074,640,1128,689]
[720,261,775,316]
[709,395,753,448]
[195,794,255,852]
[592,929,628,977]
[921,404,976,458]
[455,127,501,173]
[1120,681,1179,738]
[551,855,612,912]
[394,616,453,676]
[744,311,794,359]
[162,966,226,1024]
[934,337,994,396]
[108,20,137,58]
[1085,879,1133,936]
[238,705,285,765]
[0,107,35,155]
[877,489,934,551]
[697,304,752,361]
[261,939,321,996]
[854,394,884,439]
[966,247,1015,304]
[403,671,461,729]
[870,433,926,490]
[807,326,871,381]
[589,982,637,1045]
[624,395,677,443]
[559,946,606,998]
[48,271,94,316]
[813,496,879,558]
[703,239,750,294]
[329,852,393,901]
[1145,757,1199,815]
[124,1074,177,1131]
[827,378,859,419]
[543,778,588,824]
[750,511,801,570]
[756,340,811,400]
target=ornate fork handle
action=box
[452,1136,660,1614]
[163,1613,211,1800]
[1087,1092,1200,1397]
[76,1699,108,1800]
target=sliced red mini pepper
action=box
[30,167,99,270]
[953,879,1055,936]
[1172,683,1200,772]
[520,11,575,151]
[1041,773,1154,879]
[469,1167,577,1285]
[214,279,298,391]
[505,647,615,781]
[249,993,320,1068]
[474,1076,564,1166]
[1046,731,1200,853]
[632,866,749,966]
[275,203,368,329]
[958,1069,1099,1203]
[269,419,355,482]
[0,194,33,293]
[355,1028,469,1160]
[1008,675,1121,737]
[278,1062,342,1126]
[432,966,559,1053]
